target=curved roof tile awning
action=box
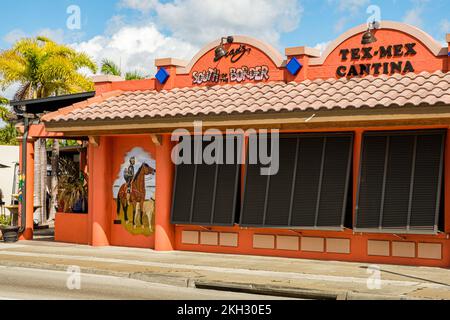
[42,71,450,125]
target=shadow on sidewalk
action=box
[33,227,54,242]
[360,266,450,288]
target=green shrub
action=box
[0,215,11,227]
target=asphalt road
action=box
[0,266,293,300]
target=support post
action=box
[88,136,111,246]
[20,138,35,240]
[155,134,175,251]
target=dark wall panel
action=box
[410,134,444,231]
[291,137,324,227]
[191,163,216,224]
[317,137,352,227]
[213,138,241,225]
[356,136,387,229]
[171,164,195,223]
[265,138,298,226]
[382,135,414,229]
[241,162,267,226]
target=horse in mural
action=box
[117,163,156,228]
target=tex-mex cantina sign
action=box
[192,44,270,85]
[336,43,417,78]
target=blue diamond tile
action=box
[286,57,302,76]
[156,67,170,84]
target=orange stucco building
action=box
[16,21,450,268]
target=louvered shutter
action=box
[241,133,353,229]
[356,131,445,234]
[171,135,241,226]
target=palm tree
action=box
[101,58,145,80]
[101,59,121,77]
[0,98,18,146]
[0,36,97,100]
[125,71,145,80]
[0,36,98,223]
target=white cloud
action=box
[440,19,450,34]
[334,17,348,33]
[72,0,303,77]
[328,0,369,33]
[404,8,423,27]
[4,28,66,44]
[3,29,27,44]
[314,41,331,54]
[329,0,369,14]
[3,0,303,80]
[0,83,20,100]
[120,0,303,47]
[403,0,430,28]
[119,0,159,13]
[72,24,198,76]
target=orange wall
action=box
[306,29,447,81]
[55,213,89,245]
[174,125,450,268]
[175,226,450,268]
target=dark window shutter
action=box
[356,131,445,234]
[171,135,241,226]
[317,136,353,227]
[191,162,216,224]
[356,136,387,229]
[410,134,444,231]
[291,137,324,227]
[213,137,242,225]
[382,135,415,229]
[241,133,353,230]
[265,138,298,226]
[241,162,267,226]
[171,163,196,223]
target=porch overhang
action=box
[43,104,450,136]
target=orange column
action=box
[89,137,111,246]
[20,138,35,240]
[155,134,175,251]
[351,129,364,258]
[445,128,450,233]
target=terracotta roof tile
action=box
[43,71,450,123]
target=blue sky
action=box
[0,0,449,98]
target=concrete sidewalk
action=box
[0,240,448,300]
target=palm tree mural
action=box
[0,36,98,223]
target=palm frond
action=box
[0,36,96,100]
[125,71,145,80]
[101,59,122,76]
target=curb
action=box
[0,261,411,300]
[193,281,410,300]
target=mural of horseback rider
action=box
[117,161,156,228]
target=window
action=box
[355,130,445,234]
[240,133,354,230]
[171,135,242,226]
